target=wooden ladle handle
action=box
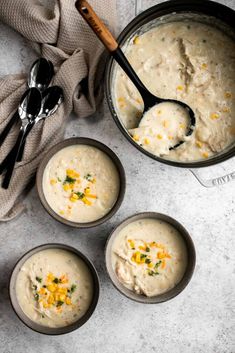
[75,0,118,52]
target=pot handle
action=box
[190,169,235,187]
[135,0,143,15]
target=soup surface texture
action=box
[112,218,187,297]
[16,249,93,328]
[43,145,120,223]
[114,21,235,161]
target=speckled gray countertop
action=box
[0,1,235,352]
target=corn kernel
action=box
[179,123,185,129]
[196,141,203,148]
[47,284,57,292]
[65,297,72,305]
[210,113,219,120]
[43,302,51,309]
[135,251,141,263]
[161,259,166,269]
[128,239,135,249]
[201,63,207,69]
[48,294,55,305]
[50,179,57,185]
[168,135,173,140]
[144,138,150,145]
[177,85,184,91]
[59,210,65,215]
[47,273,54,282]
[85,187,91,195]
[202,152,209,158]
[63,184,73,192]
[133,36,140,45]
[66,169,80,178]
[118,97,125,103]
[156,134,163,140]
[82,197,92,206]
[38,288,46,295]
[57,288,67,295]
[136,98,142,104]
[59,294,66,302]
[133,134,139,142]
[148,263,153,268]
[60,275,68,284]
[157,252,171,259]
[54,293,60,301]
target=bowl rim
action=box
[105,0,235,169]
[36,137,126,228]
[9,243,100,335]
[105,212,196,304]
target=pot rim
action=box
[9,243,100,335]
[36,137,126,228]
[105,0,235,169]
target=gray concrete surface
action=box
[0,1,235,352]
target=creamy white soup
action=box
[114,21,235,161]
[42,145,120,223]
[112,218,187,297]
[16,249,93,328]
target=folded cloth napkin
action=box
[0,0,116,221]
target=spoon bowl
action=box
[40,86,64,118]
[28,58,54,92]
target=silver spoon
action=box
[0,86,63,172]
[1,88,42,189]
[0,58,54,148]
[16,86,64,161]
[75,0,195,149]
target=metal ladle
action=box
[75,0,196,149]
[0,58,54,148]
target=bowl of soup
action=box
[105,212,196,303]
[105,0,235,169]
[37,137,126,228]
[9,244,100,335]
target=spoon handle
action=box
[0,111,19,147]
[75,0,118,52]
[0,122,34,174]
[1,126,26,189]
[75,0,159,108]
[17,122,35,162]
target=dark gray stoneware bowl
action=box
[9,243,100,335]
[36,137,126,228]
[105,212,196,303]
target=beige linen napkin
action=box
[0,0,116,221]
